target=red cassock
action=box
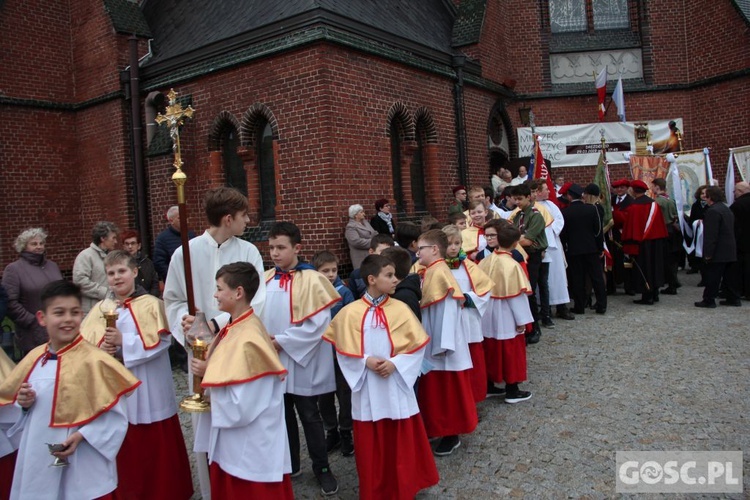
[418,369,478,437]
[483,335,527,385]
[468,342,487,403]
[0,451,16,500]
[115,414,193,500]
[210,463,293,499]
[353,415,439,500]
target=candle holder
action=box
[180,312,213,413]
[46,443,70,467]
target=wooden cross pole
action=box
[155,89,197,315]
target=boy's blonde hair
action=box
[441,224,462,242]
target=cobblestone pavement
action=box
[176,270,748,499]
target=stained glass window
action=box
[549,0,586,33]
[593,0,629,30]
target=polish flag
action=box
[596,67,607,121]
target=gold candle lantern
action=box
[180,312,214,413]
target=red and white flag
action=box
[533,136,559,207]
[596,67,607,121]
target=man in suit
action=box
[608,179,634,295]
[696,186,741,307]
[561,184,607,315]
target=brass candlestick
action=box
[180,338,211,412]
[103,311,119,329]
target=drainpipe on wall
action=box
[452,54,469,187]
[128,34,150,253]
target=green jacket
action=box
[513,203,548,252]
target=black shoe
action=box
[661,287,678,295]
[525,328,541,345]
[570,307,585,315]
[633,299,654,305]
[434,436,461,456]
[340,430,354,456]
[316,468,339,496]
[694,300,717,308]
[486,384,506,398]
[719,299,742,307]
[325,429,341,453]
[556,310,575,320]
[697,281,704,287]
[505,390,532,404]
[595,306,606,314]
[541,316,555,328]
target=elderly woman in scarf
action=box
[345,204,378,268]
[2,228,63,354]
[369,198,396,237]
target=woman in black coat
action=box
[687,185,708,275]
[370,198,396,237]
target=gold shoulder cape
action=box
[322,296,429,358]
[410,262,425,275]
[265,268,341,323]
[461,259,494,296]
[420,260,465,308]
[461,226,482,254]
[202,309,287,387]
[81,295,168,350]
[0,335,140,426]
[0,349,15,381]
[478,251,531,299]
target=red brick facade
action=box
[1,0,749,273]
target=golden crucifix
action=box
[155,89,195,203]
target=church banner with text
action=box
[517,119,683,168]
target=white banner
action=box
[731,145,750,182]
[665,151,707,215]
[517,119,684,168]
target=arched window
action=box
[411,122,428,212]
[390,120,405,213]
[221,125,246,196]
[488,108,510,175]
[256,120,276,220]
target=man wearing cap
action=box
[621,180,669,305]
[609,179,634,295]
[561,184,607,315]
[448,185,468,216]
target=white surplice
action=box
[421,298,472,372]
[163,231,266,499]
[261,278,335,396]
[337,309,425,422]
[481,294,533,341]
[206,376,291,482]
[450,264,491,344]
[0,404,21,458]
[117,307,177,424]
[9,358,128,500]
[539,200,570,305]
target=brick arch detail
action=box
[413,106,438,143]
[207,111,241,151]
[240,103,279,148]
[385,101,414,141]
[487,100,515,159]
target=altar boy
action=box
[0,280,140,500]
[323,254,439,499]
[261,222,341,496]
[199,262,292,498]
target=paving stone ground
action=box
[176,270,748,499]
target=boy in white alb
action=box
[193,262,292,498]
[415,229,478,456]
[0,281,139,500]
[261,222,341,496]
[442,225,494,403]
[323,254,438,499]
[163,187,266,499]
[479,222,534,404]
[82,250,192,499]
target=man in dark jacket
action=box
[380,246,422,321]
[561,184,607,315]
[696,187,741,307]
[730,181,750,299]
[152,206,196,282]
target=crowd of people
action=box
[0,174,748,499]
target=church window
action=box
[256,120,276,220]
